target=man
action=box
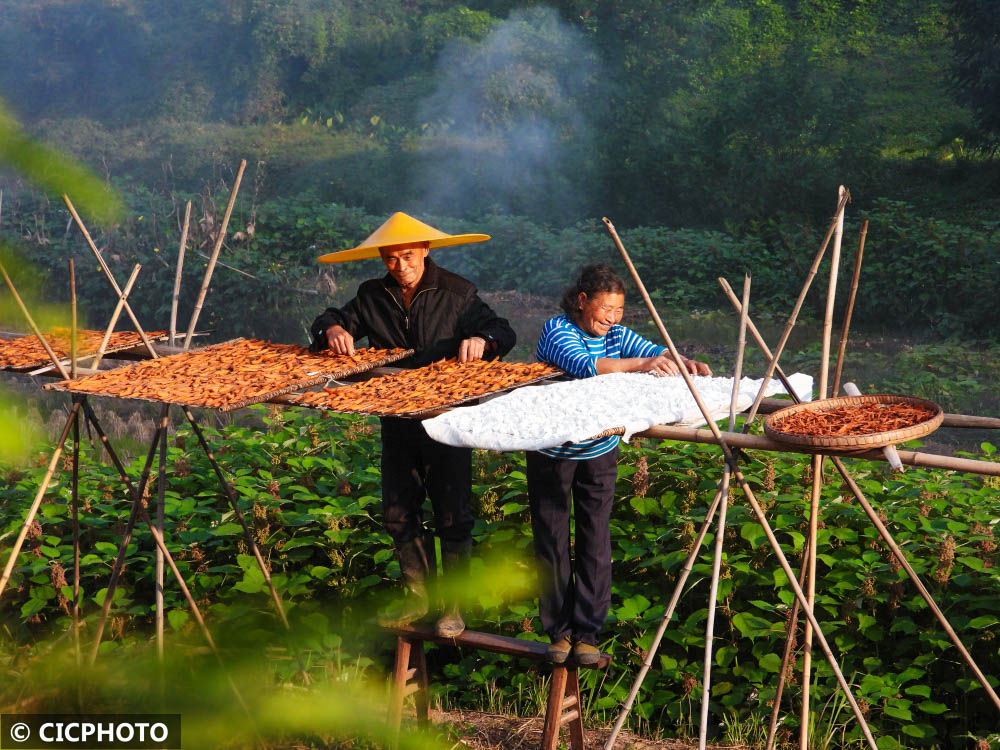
[310,212,515,636]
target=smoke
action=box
[412,6,599,222]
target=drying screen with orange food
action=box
[290,358,562,415]
[48,339,411,409]
[0,329,168,369]
[769,402,937,437]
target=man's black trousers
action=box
[526,447,618,646]
[380,417,475,552]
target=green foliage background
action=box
[2,409,999,747]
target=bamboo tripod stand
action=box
[0,168,296,701]
[600,191,1000,750]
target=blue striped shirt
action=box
[535,314,664,459]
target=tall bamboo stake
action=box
[601,220,876,750]
[69,258,78,380]
[62,195,158,360]
[800,187,846,748]
[71,402,81,665]
[698,274,750,749]
[184,160,246,349]
[0,261,71,380]
[0,404,81,600]
[832,220,868,396]
[91,264,142,372]
[169,200,192,348]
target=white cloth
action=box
[422,371,813,451]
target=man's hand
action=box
[324,324,355,356]
[458,336,487,363]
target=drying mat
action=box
[764,394,943,451]
[46,338,413,411]
[287,359,563,416]
[422,371,815,451]
[0,329,170,371]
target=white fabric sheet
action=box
[422,371,813,451]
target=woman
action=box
[527,263,710,664]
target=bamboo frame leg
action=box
[72,412,81,665]
[831,457,1000,712]
[182,409,289,628]
[698,274,750,749]
[81,404,253,718]
[169,200,192,348]
[765,540,811,750]
[155,415,167,661]
[91,264,142,372]
[603,481,727,749]
[799,455,823,747]
[697,467,731,750]
[88,405,169,664]
[0,403,81,600]
[730,467,878,750]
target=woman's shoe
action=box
[572,641,601,666]
[546,636,572,664]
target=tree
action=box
[953,0,1000,152]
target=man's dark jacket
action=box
[309,257,516,367]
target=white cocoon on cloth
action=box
[421,371,814,451]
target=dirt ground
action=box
[429,709,743,750]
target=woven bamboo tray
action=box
[287,362,563,417]
[46,339,414,411]
[0,330,170,371]
[763,394,944,450]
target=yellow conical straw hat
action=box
[317,212,490,263]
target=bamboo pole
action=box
[88,406,169,664]
[69,258,78,380]
[601,219,876,750]
[155,419,167,661]
[0,403,81,600]
[182,409,290,628]
[765,539,811,750]
[71,403,81,665]
[740,189,850,431]
[91,264,142,372]
[62,195,158,360]
[169,201,192,348]
[0,261,71,380]
[698,274,750,749]
[183,160,246,349]
[832,220,868,396]
[801,186,845,748]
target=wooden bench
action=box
[384,624,611,750]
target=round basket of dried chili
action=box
[763,394,943,450]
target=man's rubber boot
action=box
[377,536,431,628]
[435,538,471,637]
